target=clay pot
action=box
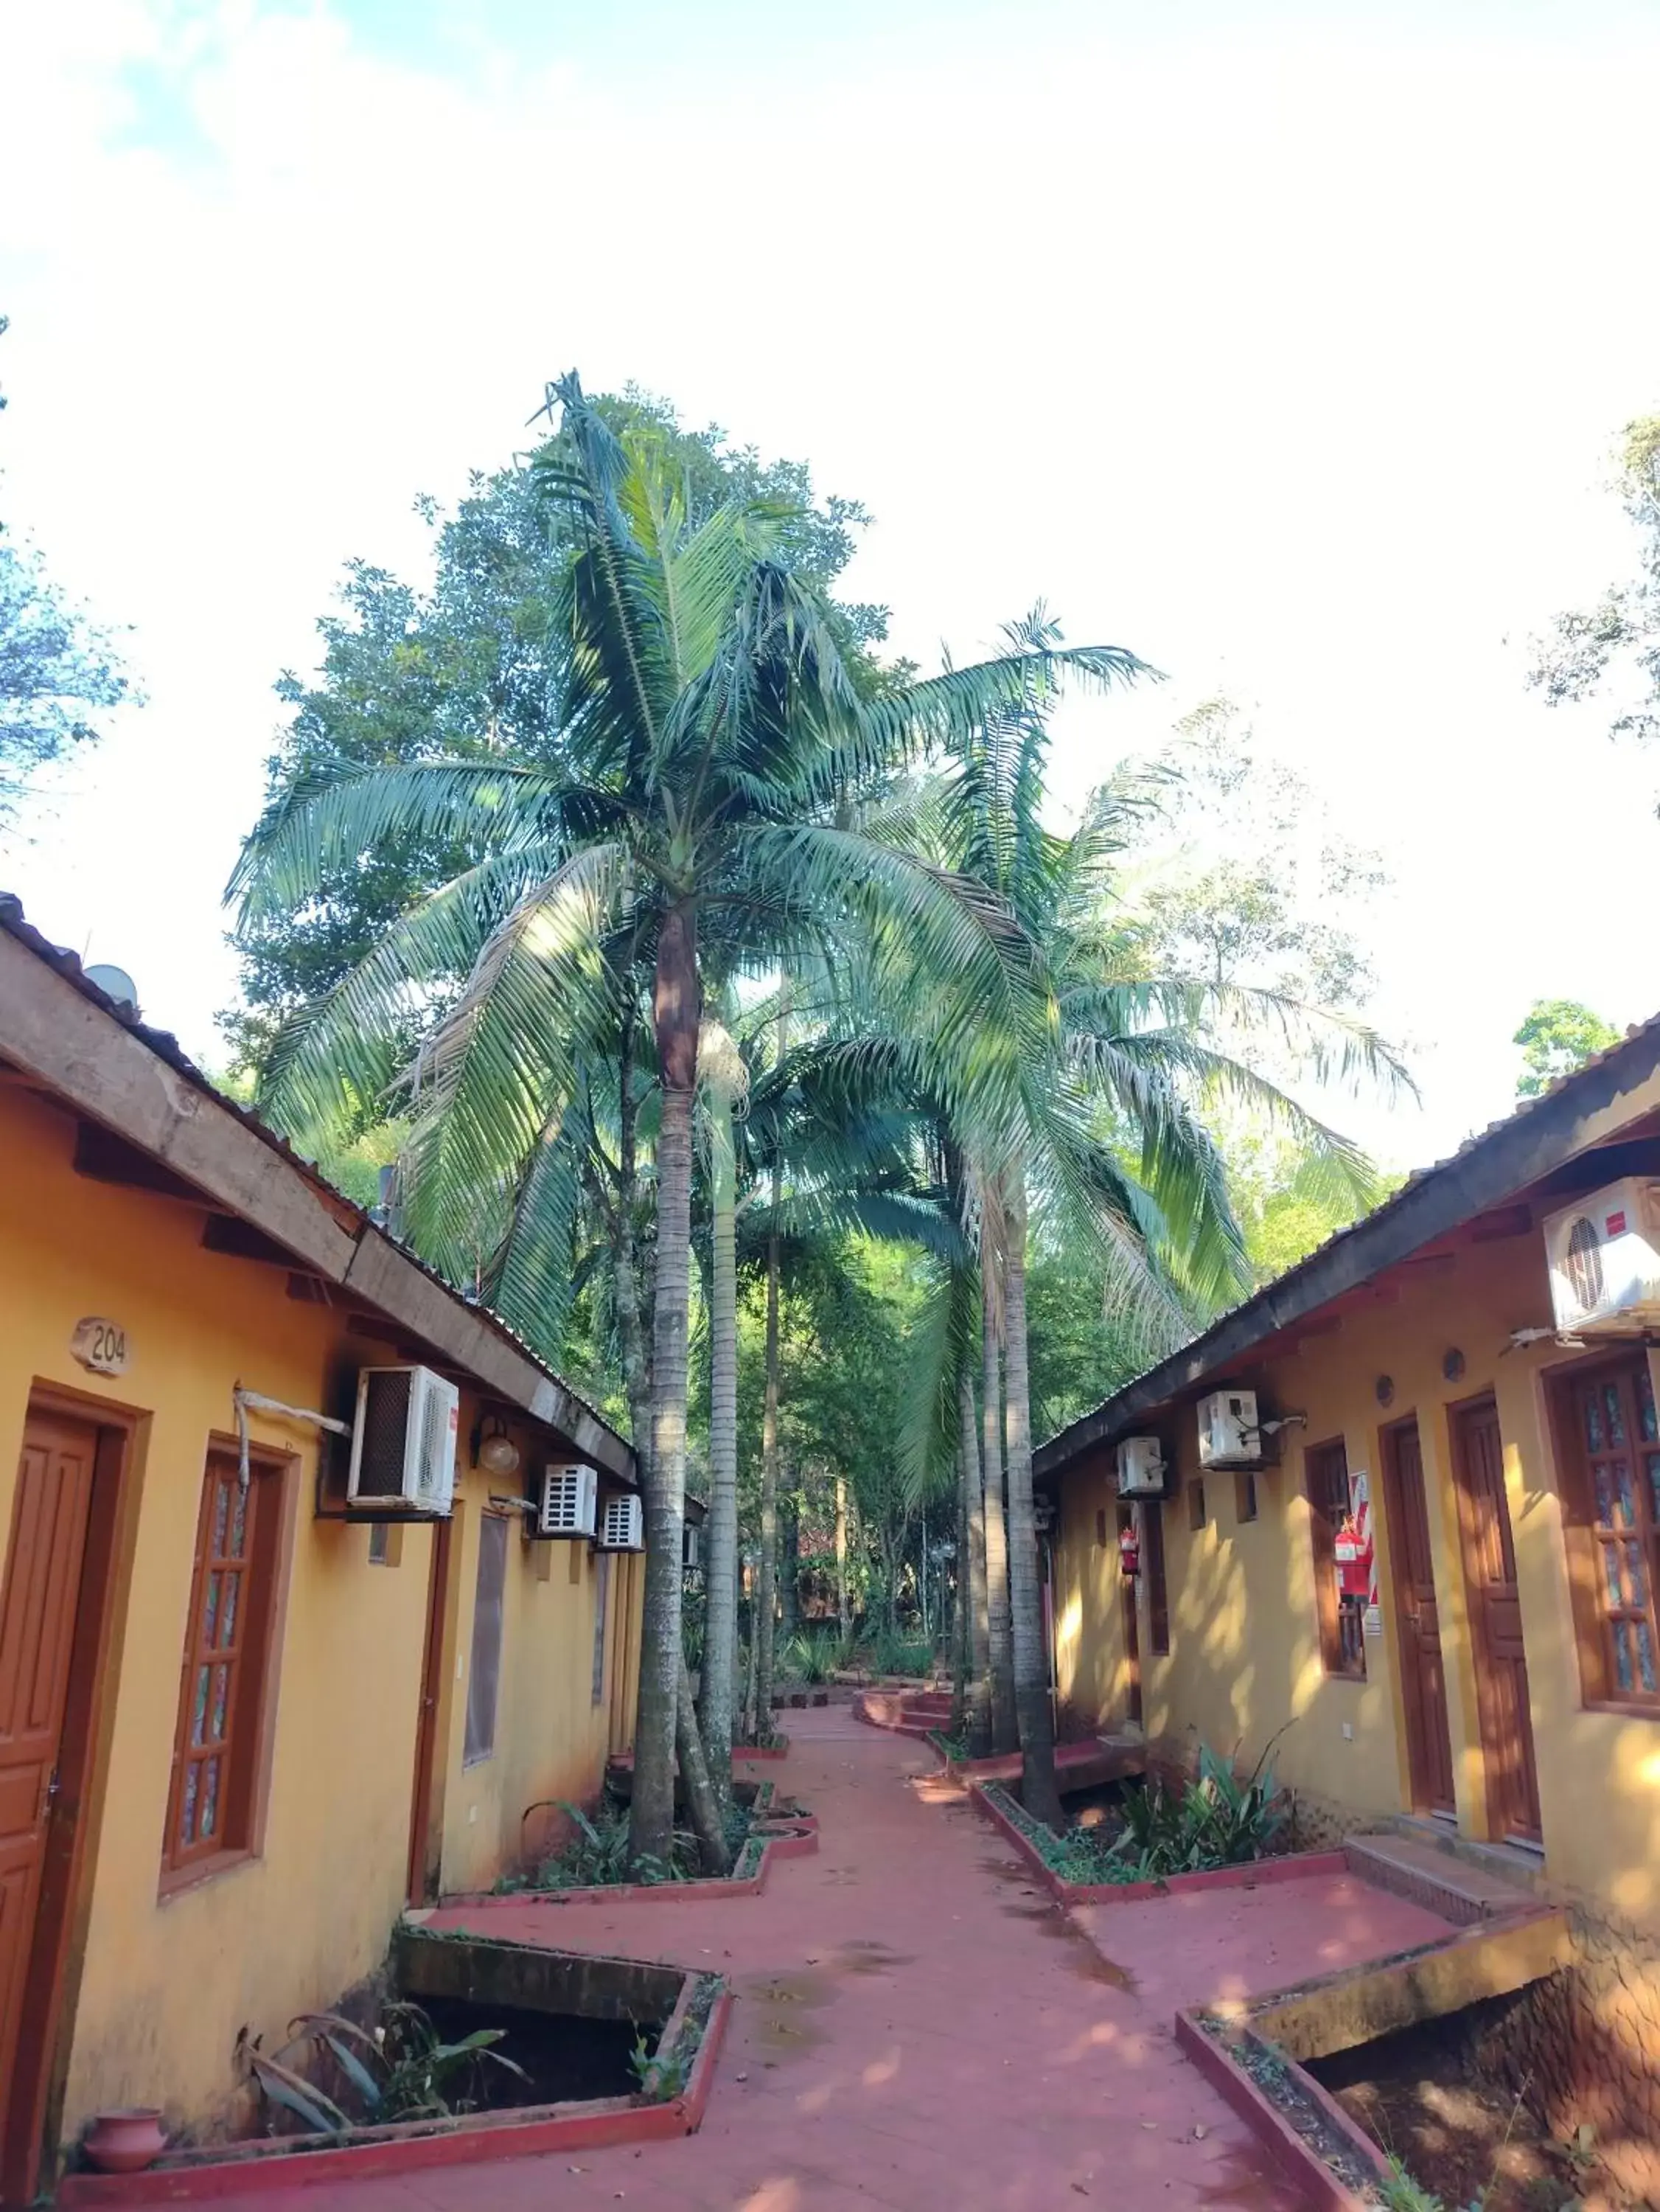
[83,2110,166,2174]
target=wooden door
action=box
[1453,1399,1542,1843]
[405,1515,451,1905]
[1116,1504,1143,1728]
[0,1414,97,2154]
[1383,1419,1456,1815]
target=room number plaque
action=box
[71,1316,130,1376]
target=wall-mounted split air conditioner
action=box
[1116,1436,1168,1497]
[346,1366,458,1515]
[1544,1179,1660,1335]
[537,1462,599,1539]
[599,1492,645,1551]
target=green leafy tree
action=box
[1513,998,1620,1099]
[0,318,131,835]
[1529,414,1660,744]
[230,375,1135,1873]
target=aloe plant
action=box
[246,2000,528,2135]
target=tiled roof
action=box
[0,894,629,1460]
[1035,1005,1660,1477]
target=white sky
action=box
[2,0,1658,1170]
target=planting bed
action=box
[972,1778,1342,1905]
[59,1931,731,2204]
[444,1782,819,1909]
[1308,2005,1598,2212]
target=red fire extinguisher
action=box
[1333,1512,1373,1602]
[1117,1522,1140,1578]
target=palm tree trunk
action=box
[1002,1158,1061,1826]
[632,902,698,1872]
[778,1495,799,1639]
[834,1475,851,1644]
[676,1653,730,1875]
[959,1367,993,1756]
[980,1199,1016,1753]
[700,1074,739,1799]
[756,1215,781,1733]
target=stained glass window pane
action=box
[1613,1461,1637,1526]
[212,1478,229,1554]
[203,1572,220,1645]
[1639,1620,1657,1695]
[221,1572,239,1650]
[1607,1383,1627,1446]
[1595,1466,1614,1526]
[1627,1540,1647,1603]
[191,1663,210,1746]
[231,1483,248,1557]
[210,1664,229,1743]
[1605,1543,1625,1609]
[200,1756,220,1839]
[1647,1453,1660,1525]
[1615,1622,1635,1694]
[1639,1363,1659,1443]
[181,1761,199,1846]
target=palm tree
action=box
[943,637,1408,1823]
[229,380,1142,1869]
[697,1018,746,1797]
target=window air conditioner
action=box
[599,1492,645,1551]
[347,1366,458,1515]
[1116,1436,1167,1497]
[1198,1388,1260,1469]
[537,1462,599,1539]
[1544,1179,1660,1335]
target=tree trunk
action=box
[960,1367,992,1755]
[632,901,698,1871]
[980,1204,1016,1753]
[834,1474,851,1645]
[1002,1159,1061,1826]
[700,1073,739,1798]
[756,1217,781,1732]
[779,1494,800,1639]
[675,1652,730,1877]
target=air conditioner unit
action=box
[1116,1436,1168,1497]
[347,1366,458,1515]
[537,1462,598,1539]
[1198,1388,1260,1469]
[682,1524,702,1570]
[1544,1178,1660,1335]
[599,1492,644,1551]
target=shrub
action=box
[243,2001,526,2135]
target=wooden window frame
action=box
[1143,1498,1169,1655]
[464,1511,511,1766]
[1548,1351,1660,1716]
[159,1439,296,1896]
[1305,1436,1365,1680]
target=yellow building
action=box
[0,899,643,2200]
[1038,1020,1660,2192]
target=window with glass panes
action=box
[163,1449,284,1877]
[1557,1357,1660,1705]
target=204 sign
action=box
[71,1317,130,1377]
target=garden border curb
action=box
[55,1982,733,2204]
[436,1823,818,1911]
[969,1779,1349,1904]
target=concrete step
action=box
[1346,1829,1541,1925]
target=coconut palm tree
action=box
[229,380,1143,1869]
[941,638,1409,1824]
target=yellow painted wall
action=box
[434,1450,621,1893]
[0,1086,627,2154]
[1056,1217,1660,1929]
[1052,1456,1131,1732]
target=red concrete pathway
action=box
[217,1713,1451,2212]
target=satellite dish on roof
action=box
[84,964,140,1014]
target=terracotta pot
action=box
[83,2110,167,2174]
